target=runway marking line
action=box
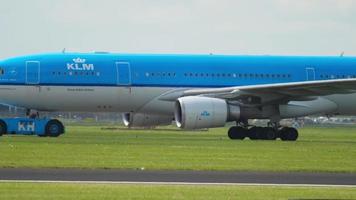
[0,180,355,188]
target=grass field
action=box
[0,182,355,200]
[0,125,356,172]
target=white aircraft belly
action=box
[0,85,174,113]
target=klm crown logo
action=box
[200,111,210,117]
[67,57,94,71]
[73,58,86,64]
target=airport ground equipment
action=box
[0,118,64,137]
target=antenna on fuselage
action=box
[62,48,66,54]
[340,52,344,57]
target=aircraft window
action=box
[282,74,286,78]
[233,74,237,78]
[255,74,258,78]
[206,73,209,77]
[244,74,248,78]
[287,74,291,78]
[64,72,67,75]
[217,74,220,77]
[250,74,254,78]
[96,72,100,76]
[277,74,280,78]
[266,74,270,78]
[222,74,225,77]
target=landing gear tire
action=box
[0,120,6,136]
[228,126,247,140]
[248,127,260,140]
[248,127,277,140]
[45,120,64,137]
[280,127,298,141]
[256,127,267,140]
[264,127,277,140]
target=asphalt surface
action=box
[0,168,356,186]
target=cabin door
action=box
[26,61,40,84]
[116,62,131,85]
[306,67,315,81]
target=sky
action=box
[0,0,356,59]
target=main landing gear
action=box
[228,124,299,141]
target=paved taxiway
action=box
[0,168,356,186]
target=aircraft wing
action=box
[179,79,356,106]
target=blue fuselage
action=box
[1,53,356,88]
[1,53,356,116]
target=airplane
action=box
[0,52,356,141]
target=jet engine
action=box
[174,96,241,129]
[122,113,173,128]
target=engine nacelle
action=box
[122,113,173,128]
[174,96,241,129]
